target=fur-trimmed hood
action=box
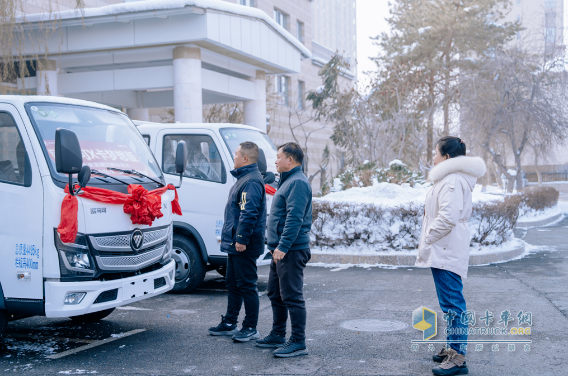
[428,156,487,186]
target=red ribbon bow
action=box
[57,184,182,243]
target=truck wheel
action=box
[215,265,227,277]
[170,234,206,293]
[69,308,115,323]
[0,310,8,337]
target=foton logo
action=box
[130,229,144,251]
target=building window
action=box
[276,75,289,106]
[239,0,255,6]
[544,0,557,9]
[298,81,305,110]
[297,20,305,44]
[274,9,288,31]
[545,27,556,44]
[516,0,521,5]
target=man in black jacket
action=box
[208,141,266,342]
[256,142,312,358]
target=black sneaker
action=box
[256,331,286,348]
[232,327,260,342]
[208,316,238,336]
[272,337,308,358]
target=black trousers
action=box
[224,254,259,328]
[267,248,311,341]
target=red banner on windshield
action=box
[44,140,152,177]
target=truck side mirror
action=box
[258,148,267,175]
[174,140,188,188]
[77,165,91,190]
[263,171,276,185]
[55,128,83,195]
[258,148,275,184]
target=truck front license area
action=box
[44,259,175,318]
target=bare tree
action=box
[1,1,85,92]
[461,44,568,192]
[308,55,426,170]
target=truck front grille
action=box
[90,226,169,252]
[97,245,163,270]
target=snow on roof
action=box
[134,120,263,133]
[20,0,311,58]
[1,95,119,112]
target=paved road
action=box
[1,219,567,375]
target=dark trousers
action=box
[267,248,311,341]
[224,254,259,328]
[431,268,468,355]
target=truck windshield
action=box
[220,128,277,173]
[26,103,163,184]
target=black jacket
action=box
[221,163,267,257]
[267,166,312,253]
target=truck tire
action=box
[0,310,8,337]
[170,234,206,293]
[69,308,115,323]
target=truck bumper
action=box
[44,260,175,318]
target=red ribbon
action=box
[57,184,182,243]
[265,184,276,196]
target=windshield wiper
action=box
[107,167,164,187]
[91,169,130,186]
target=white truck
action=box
[0,96,188,336]
[135,122,278,293]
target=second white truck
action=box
[135,122,278,292]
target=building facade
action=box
[504,0,564,55]
[9,0,357,191]
[224,0,357,189]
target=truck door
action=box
[156,129,232,258]
[0,104,44,300]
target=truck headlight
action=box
[55,230,95,277]
[64,292,86,305]
[162,223,173,262]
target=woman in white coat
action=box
[416,137,486,376]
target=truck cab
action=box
[0,96,178,335]
[135,122,277,292]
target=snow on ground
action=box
[317,182,504,208]
[518,205,562,223]
[317,182,430,207]
[4,338,58,356]
[312,235,525,257]
[309,238,528,270]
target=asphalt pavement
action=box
[1,218,568,375]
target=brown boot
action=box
[432,346,451,363]
[432,350,468,375]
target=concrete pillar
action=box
[36,58,58,96]
[173,46,202,123]
[127,108,149,121]
[243,70,267,132]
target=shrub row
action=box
[520,186,559,211]
[311,195,527,250]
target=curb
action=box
[309,242,525,267]
[516,213,563,228]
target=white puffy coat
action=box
[415,156,487,278]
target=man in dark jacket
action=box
[208,141,266,342]
[256,142,312,358]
